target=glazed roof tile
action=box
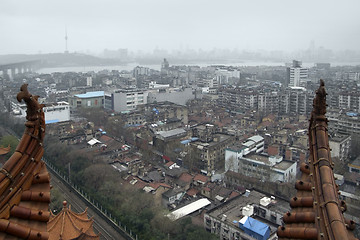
[277,80,358,240]
[0,84,51,239]
[48,202,99,240]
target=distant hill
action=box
[0,53,127,67]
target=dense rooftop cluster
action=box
[0,60,360,239]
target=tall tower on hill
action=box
[64,27,69,54]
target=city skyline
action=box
[1,0,360,55]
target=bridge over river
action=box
[0,60,41,80]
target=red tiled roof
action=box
[179,172,193,183]
[165,161,175,168]
[149,182,172,190]
[228,191,240,199]
[99,135,113,143]
[193,174,208,184]
[186,188,199,197]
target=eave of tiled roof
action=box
[48,202,99,240]
[0,84,50,240]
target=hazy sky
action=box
[1,0,360,55]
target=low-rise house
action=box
[193,173,209,186]
[162,188,186,207]
[204,189,290,240]
[177,172,193,190]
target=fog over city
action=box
[1,0,360,55]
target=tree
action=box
[50,187,64,214]
[78,108,108,127]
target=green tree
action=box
[50,186,64,214]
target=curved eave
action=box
[0,84,50,240]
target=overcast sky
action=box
[1,0,360,55]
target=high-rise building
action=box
[286,60,308,87]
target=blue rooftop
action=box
[243,217,270,237]
[75,91,104,98]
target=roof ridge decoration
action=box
[277,80,359,240]
[48,201,99,240]
[0,84,50,239]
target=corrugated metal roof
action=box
[74,91,104,98]
[167,198,211,220]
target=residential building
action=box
[338,92,360,112]
[286,60,308,87]
[204,189,290,240]
[288,87,312,116]
[348,157,360,174]
[147,87,195,106]
[69,91,104,109]
[142,101,189,125]
[105,89,148,112]
[12,101,70,124]
[226,152,296,183]
[328,112,360,135]
[43,101,71,124]
[215,66,241,85]
[225,135,265,172]
[329,133,351,162]
[197,78,219,88]
[218,89,258,113]
[258,92,279,114]
[190,133,235,175]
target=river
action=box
[36,61,360,74]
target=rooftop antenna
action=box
[65,26,69,54]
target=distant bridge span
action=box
[0,60,41,80]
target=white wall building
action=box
[225,135,264,172]
[147,87,195,106]
[329,134,351,162]
[12,101,70,124]
[287,60,308,87]
[225,135,296,183]
[105,89,148,112]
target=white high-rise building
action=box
[287,60,308,87]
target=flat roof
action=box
[167,198,211,220]
[247,135,264,143]
[157,128,187,139]
[207,190,290,233]
[245,154,270,165]
[273,160,295,171]
[75,91,104,98]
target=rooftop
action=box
[167,198,211,220]
[157,128,187,139]
[207,190,289,231]
[74,91,104,98]
[48,201,99,240]
[245,154,271,165]
[273,160,295,171]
